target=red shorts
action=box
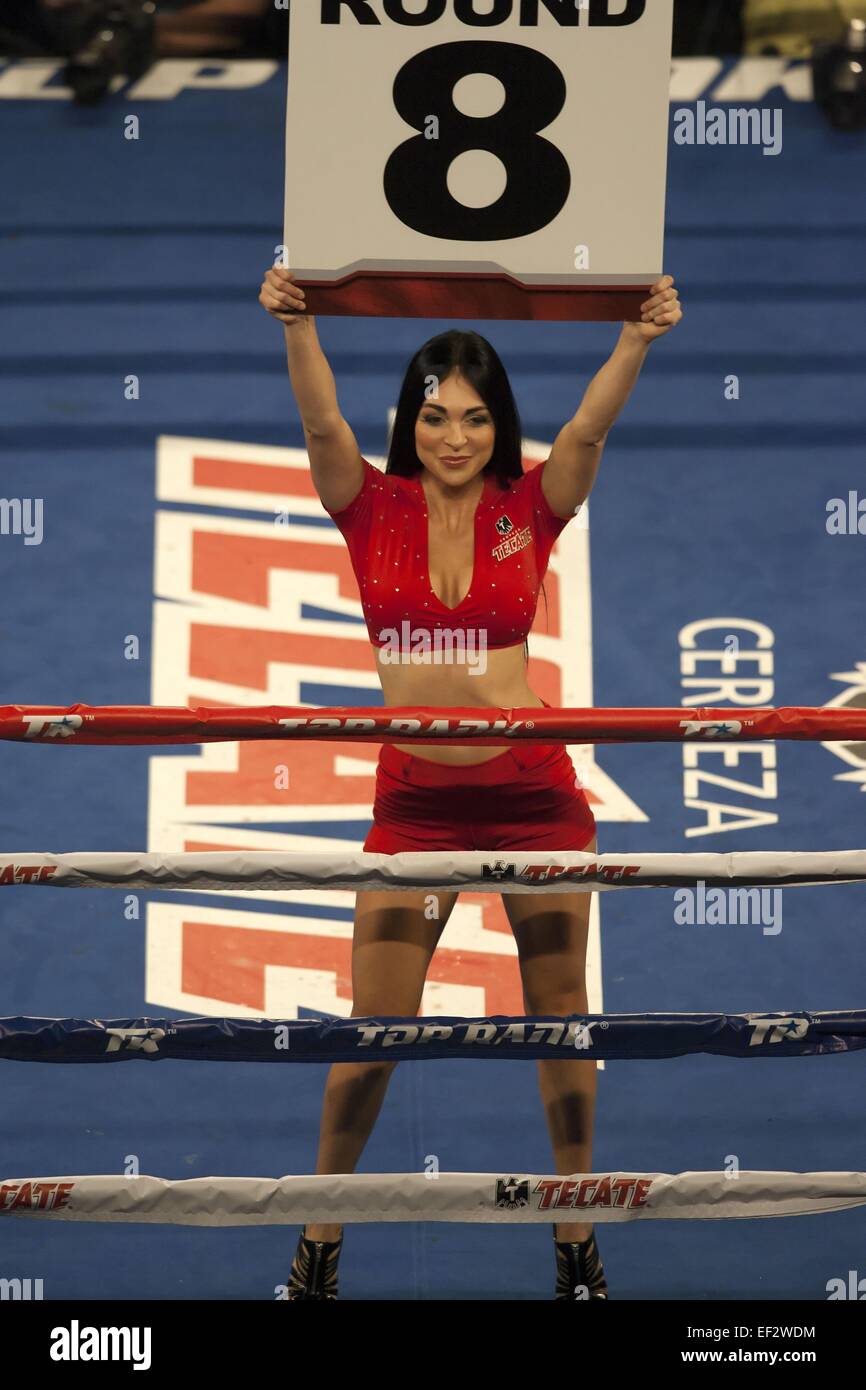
[363,741,596,853]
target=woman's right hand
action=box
[259,267,307,324]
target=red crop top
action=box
[325,458,575,650]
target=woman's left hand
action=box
[627,275,683,342]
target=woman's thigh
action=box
[351,888,459,1016]
[502,839,597,1011]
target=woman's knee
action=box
[523,984,588,1017]
[346,1005,410,1072]
[326,1051,398,1085]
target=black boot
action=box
[553,1228,608,1300]
[287,1229,343,1300]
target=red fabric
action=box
[325,459,574,650]
[363,742,597,854]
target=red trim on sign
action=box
[300,272,649,322]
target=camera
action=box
[56,1,157,105]
[812,19,866,132]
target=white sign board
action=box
[285,0,672,319]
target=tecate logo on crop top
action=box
[491,525,531,562]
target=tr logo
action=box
[679,720,743,737]
[747,1016,809,1046]
[103,1028,166,1054]
[23,715,83,740]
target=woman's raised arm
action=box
[259,267,364,513]
[542,274,683,518]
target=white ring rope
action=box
[2,849,866,893]
[2,1171,865,1226]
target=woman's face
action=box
[414,371,496,489]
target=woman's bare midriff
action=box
[376,641,546,765]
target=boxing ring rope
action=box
[3,1171,866,1226]
[2,1011,864,1062]
[2,848,866,892]
[3,699,864,1237]
[2,703,865,745]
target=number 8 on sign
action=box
[384,42,570,241]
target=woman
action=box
[259,267,682,1300]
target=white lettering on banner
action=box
[679,616,774,705]
[821,659,866,792]
[669,60,725,102]
[129,60,278,100]
[0,61,78,99]
[146,435,645,1024]
[683,745,778,802]
[711,58,812,103]
[678,619,778,839]
[0,57,813,103]
[0,59,277,100]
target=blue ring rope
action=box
[0,1011,864,1063]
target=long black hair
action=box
[386,330,523,489]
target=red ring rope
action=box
[0,703,864,746]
